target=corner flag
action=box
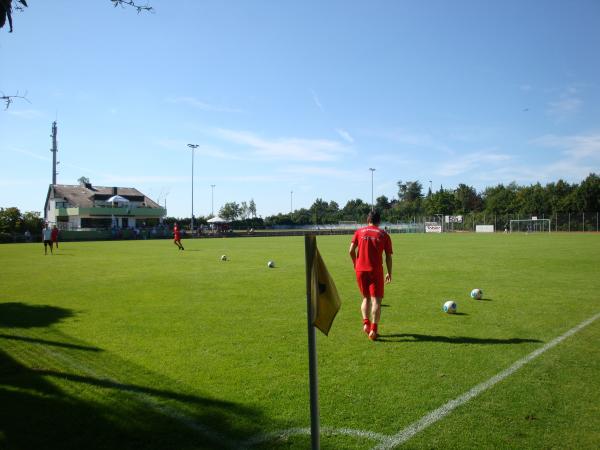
[309,241,341,336]
[304,234,342,449]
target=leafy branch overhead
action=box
[0,0,152,33]
[1,91,30,109]
[0,0,27,33]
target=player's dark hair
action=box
[367,210,381,225]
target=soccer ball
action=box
[470,288,483,300]
[221,255,227,261]
[267,260,275,268]
[443,300,457,314]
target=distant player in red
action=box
[173,222,184,250]
[349,210,393,341]
[51,225,59,249]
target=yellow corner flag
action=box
[306,235,341,336]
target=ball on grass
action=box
[267,260,275,268]
[221,255,227,261]
[470,288,483,300]
[443,300,457,314]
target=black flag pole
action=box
[304,234,320,450]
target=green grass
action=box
[1,233,599,449]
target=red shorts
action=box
[356,270,384,299]
[174,234,181,241]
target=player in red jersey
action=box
[349,210,393,341]
[173,222,184,250]
[51,225,59,249]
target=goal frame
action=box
[509,218,551,233]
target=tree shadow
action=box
[0,302,73,328]
[0,334,101,352]
[376,333,542,345]
[0,302,284,449]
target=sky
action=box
[1,0,599,219]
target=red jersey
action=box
[351,225,393,272]
[173,225,180,239]
[51,228,59,241]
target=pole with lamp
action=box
[211,184,216,216]
[187,144,199,233]
[369,168,376,210]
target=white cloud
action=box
[166,96,242,113]
[310,89,323,111]
[280,165,354,178]
[9,148,51,162]
[529,133,600,181]
[547,86,582,119]
[155,139,244,160]
[532,133,600,159]
[335,128,354,144]
[212,128,352,162]
[7,109,43,119]
[436,151,512,177]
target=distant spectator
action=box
[42,225,53,255]
[24,230,31,242]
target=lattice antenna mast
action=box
[51,121,58,185]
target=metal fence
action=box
[411,212,600,232]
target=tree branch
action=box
[1,91,31,110]
[110,0,153,13]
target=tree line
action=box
[263,173,600,226]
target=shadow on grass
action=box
[0,302,284,449]
[0,302,73,328]
[0,334,101,352]
[376,333,542,345]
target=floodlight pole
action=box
[369,168,376,210]
[188,144,199,232]
[291,190,293,214]
[211,184,216,216]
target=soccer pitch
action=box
[1,233,599,449]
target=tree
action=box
[248,199,257,218]
[375,195,391,211]
[240,201,249,220]
[341,198,371,222]
[219,202,241,221]
[397,180,423,203]
[78,176,90,185]
[575,173,600,212]
[454,184,482,213]
[21,210,44,232]
[0,207,22,233]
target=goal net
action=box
[509,219,551,233]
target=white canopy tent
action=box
[207,217,229,224]
[107,195,130,203]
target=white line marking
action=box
[241,426,389,448]
[372,311,600,450]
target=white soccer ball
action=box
[470,288,483,300]
[267,260,275,268]
[443,300,457,314]
[221,255,227,261]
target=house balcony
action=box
[56,206,167,218]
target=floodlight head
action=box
[187,143,199,149]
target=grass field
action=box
[1,233,599,449]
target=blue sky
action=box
[1,0,599,218]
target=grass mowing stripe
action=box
[373,311,600,450]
